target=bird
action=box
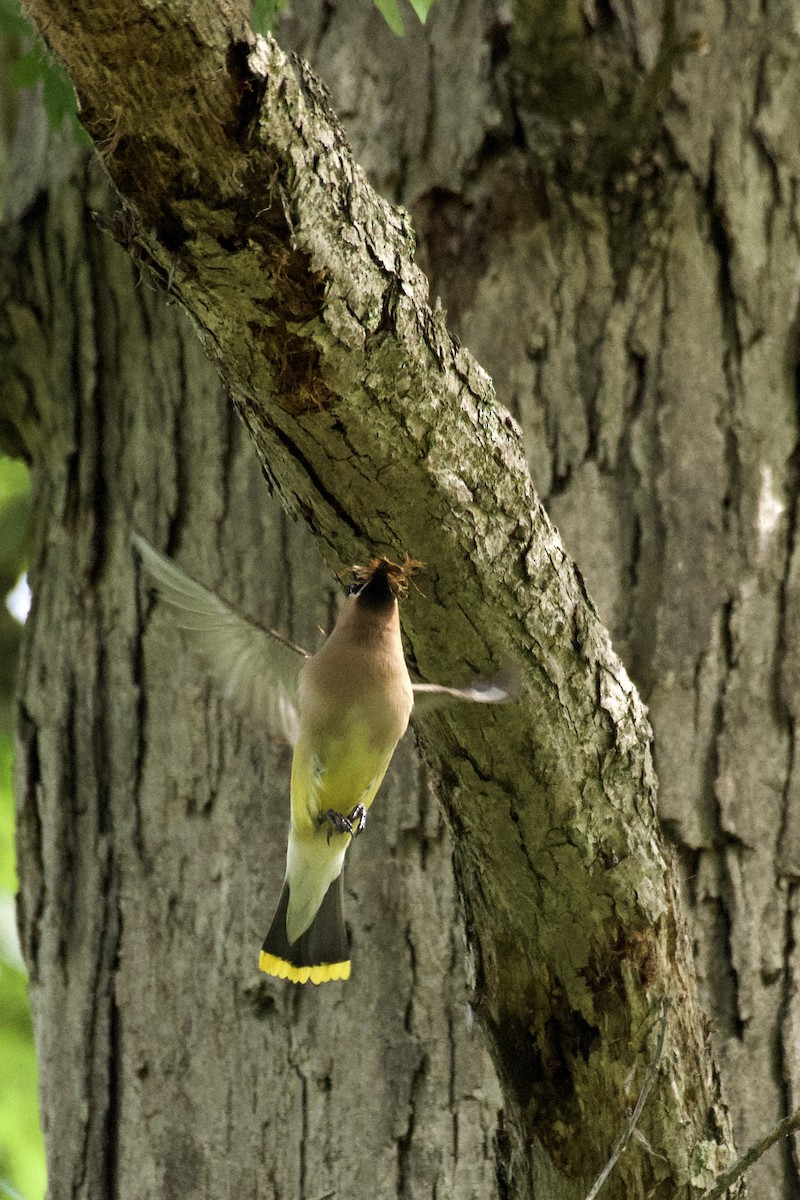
[132,535,515,984]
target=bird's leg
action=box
[319,809,354,844]
[347,804,367,837]
[318,805,367,844]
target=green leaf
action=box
[41,63,77,130]
[0,0,29,38]
[0,459,28,510]
[3,0,84,141]
[251,0,287,35]
[0,459,31,587]
[0,733,15,894]
[9,43,79,132]
[373,0,405,36]
[373,0,437,35]
[407,0,437,21]
[0,963,45,1200]
[0,792,45,1200]
[71,119,92,149]
[8,46,46,89]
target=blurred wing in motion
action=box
[411,668,519,715]
[133,533,307,743]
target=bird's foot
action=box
[347,804,367,837]
[320,809,355,844]
[318,805,367,844]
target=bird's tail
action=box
[260,872,351,984]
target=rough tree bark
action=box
[2,0,796,1196]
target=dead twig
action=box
[584,997,670,1200]
[698,1106,800,1200]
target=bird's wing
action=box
[133,533,307,742]
[411,669,519,715]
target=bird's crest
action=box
[351,556,424,599]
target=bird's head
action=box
[349,556,424,609]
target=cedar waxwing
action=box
[133,536,514,984]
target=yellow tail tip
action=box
[259,950,351,984]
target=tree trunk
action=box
[4,0,797,1196]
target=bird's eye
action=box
[348,583,361,595]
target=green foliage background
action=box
[0,0,86,145]
[0,737,45,1200]
[0,456,43,1200]
[252,0,438,36]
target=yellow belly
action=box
[289,722,396,839]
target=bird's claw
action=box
[320,809,353,843]
[348,804,367,837]
[319,804,368,844]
